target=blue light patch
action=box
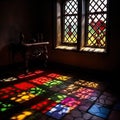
[88,104,110,119]
[46,104,70,119]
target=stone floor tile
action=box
[96,92,116,106]
[78,99,93,111]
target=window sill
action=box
[55,45,77,50]
[55,46,106,53]
[80,47,106,53]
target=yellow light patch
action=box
[10,92,35,103]
[10,110,33,120]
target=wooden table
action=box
[22,42,49,73]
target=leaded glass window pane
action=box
[63,0,78,44]
[86,0,107,48]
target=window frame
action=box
[54,0,109,53]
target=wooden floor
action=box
[0,64,119,120]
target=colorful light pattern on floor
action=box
[10,109,34,120]
[0,77,17,82]
[88,104,110,119]
[0,70,119,120]
[46,104,70,119]
[60,84,79,95]
[71,87,100,101]
[74,79,99,88]
[14,82,35,90]
[29,76,52,85]
[0,86,22,100]
[56,75,72,81]
[31,98,57,113]
[48,93,67,103]
[47,73,61,78]
[10,91,36,103]
[0,101,13,112]
[18,70,44,79]
[61,97,80,110]
[28,87,46,96]
[43,79,63,88]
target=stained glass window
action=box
[86,0,107,48]
[56,0,108,52]
[63,0,78,44]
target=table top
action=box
[22,42,49,47]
